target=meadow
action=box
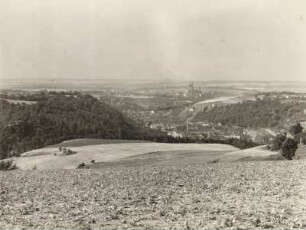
[16,141,238,170]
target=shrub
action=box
[269,133,286,151]
[281,138,298,160]
[67,149,73,155]
[289,122,303,136]
[0,159,17,171]
[65,149,77,156]
[208,159,219,164]
[77,162,86,169]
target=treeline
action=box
[194,99,306,128]
[0,92,139,159]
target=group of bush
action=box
[0,159,17,171]
[269,122,304,160]
[58,146,77,156]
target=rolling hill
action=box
[10,138,303,170]
[13,139,238,170]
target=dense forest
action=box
[194,99,306,128]
[0,92,139,159]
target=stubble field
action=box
[1,160,306,229]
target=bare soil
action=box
[1,160,306,229]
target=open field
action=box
[0,99,37,105]
[178,97,239,120]
[13,139,302,170]
[90,149,230,168]
[16,141,238,170]
[1,160,306,229]
[48,139,151,148]
[194,97,239,106]
[90,145,291,169]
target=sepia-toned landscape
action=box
[1,0,306,229]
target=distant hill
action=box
[194,99,306,129]
[0,92,139,159]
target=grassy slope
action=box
[90,145,292,168]
[13,138,306,170]
[15,140,238,170]
[48,139,151,148]
[90,149,230,168]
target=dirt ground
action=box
[1,160,306,229]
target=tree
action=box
[269,133,286,151]
[281,138,298,160]
[289,122,304,143]
[289,122,303,136]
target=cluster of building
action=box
[186,82,203,100]
[176,82,214,101]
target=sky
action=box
[0,0,305,82]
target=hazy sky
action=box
[0,0,305,82]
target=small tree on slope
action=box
[281,138,298,160]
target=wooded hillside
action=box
[0,92,138,159]
[194,99,306,128]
